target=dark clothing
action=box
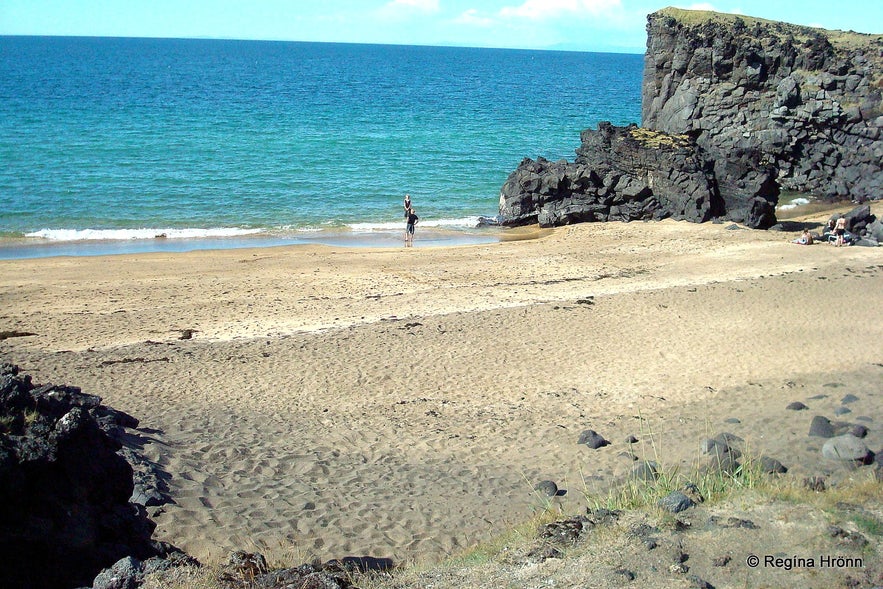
[406,212,418,234]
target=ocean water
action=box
[0,36,643,258]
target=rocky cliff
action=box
[500,8,883,229]
[644,8,883,203]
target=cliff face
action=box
[500,8,883,229]
[643,8,883,202]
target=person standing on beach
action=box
[834,215,847,246]
[402,194,412,241]
[405,207,419,247]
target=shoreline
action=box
[0,198,859,261]
[0,226,504,261]
[1,206,881,566]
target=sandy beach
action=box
[1,207,881,566]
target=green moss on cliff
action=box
[655,6,883,47]
[628,127,691,149]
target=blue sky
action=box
[1,1,880,53]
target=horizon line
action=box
[0,32,646,56]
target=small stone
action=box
[809,415,835,438]
[841,394,860,404]
[534,480,559,497]
[822,434,873,464]
[625,435,639,444]
[613,568,636,581]
[93,557,143,589]
[759,456,788,474]
[834,406,852,416]
[786,401,808,410]
[630,461,660,482]
[658,491,695,514]
[849,425,868,438]
[578,429,610,449]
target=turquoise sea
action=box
[0,36,643,258]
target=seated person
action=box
[792,229,814,245]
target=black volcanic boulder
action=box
[0,363,162,589]
[500,123,729,227]
[499,122,780,229]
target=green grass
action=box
[655,6,883,56]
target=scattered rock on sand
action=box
[786,401,808,410]
[821,434,874,464]
[759,456,788,474]
[630,461,660,482]
[849,424,868,439]
[578,429,611,449]
[658,491,696,514]
[534,480,559,497]
[808,415,853,438]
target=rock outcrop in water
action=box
[500,8,883,229]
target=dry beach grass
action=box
[1,204,881,586]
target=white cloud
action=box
[453,8,495,27]
[499,0,621,21]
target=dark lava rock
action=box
[630,460,661,482]
[534,480,559,497]
[0,363,167,589]
[809,415,835,437]
[658,491,696,513]
[578,429,611,449]
[540,516,593,546]
[849,425,868,439]
[500,10,883,230]
[759,456,788,474]
[786,401,809,410]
